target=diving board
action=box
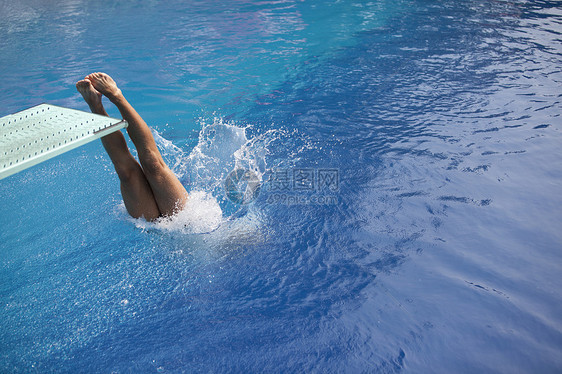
[0,104,127,180]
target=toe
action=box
[76,79,89,88]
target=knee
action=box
[114,162,143,183]
[140,152,168,179]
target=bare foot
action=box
[76,79,104,112]
[85,72,123,102]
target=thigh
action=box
[145,167,188,217]
[119,163,162,220]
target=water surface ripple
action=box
[0,0,561,372]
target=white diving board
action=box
[0,104,127,180]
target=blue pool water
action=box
[1,0,562,372]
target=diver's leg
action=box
[85,72,188,217]
[76,79,160,220]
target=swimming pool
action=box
[1,0,561,372]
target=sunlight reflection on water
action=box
[0,0,561,372]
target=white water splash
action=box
[130,190,223,234]
[126,117,279,235]
[180,117,273,199]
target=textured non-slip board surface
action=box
[0,104,127,179]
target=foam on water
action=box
[129,190,223,234]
